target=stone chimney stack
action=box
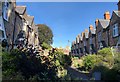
[117,0,120,11]
[81,32,85,38]
[85,29,89,32]
[95,19,98,27]
[89,25,94,31]
[104,11,110,20]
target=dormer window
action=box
[113,23,119,37]
[3,0,9,21]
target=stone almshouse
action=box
[71,1,120,56]
[0,0,39,50]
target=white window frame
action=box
[0,16,3,31]
[3,0,9,21]
[99,42,103,49]
[113,23,119,37]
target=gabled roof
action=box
[76,34,81,43]
[81,32,85,41]
[78,34,82,41]
[76,36,79,44]
[90,29,96,34]
[72,41,74,46]
[15,6,26,15]
[32,22,38,34]
[98,19,110,29]
[34,25,38,34]
[110,10,120,25]
[85,29,89,39]
[113,10,120,17]
[74,40,76,45]
[89,25,96,35]
[27,15,34,26]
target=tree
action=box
[37,24,53,45]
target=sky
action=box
[17,2,117,48]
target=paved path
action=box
[67,67,90,80]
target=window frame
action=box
[3,0,9,21]
[113,23,119,37]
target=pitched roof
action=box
[78,34,82,41]
[28,16,34,26]
[76,34,81,43]
[113,10,120,17]
[74,40,76,45]
[81,32,85,40]
[90,29,96,34]
[85,29,89,38]
[72,41,74,46]
[24,15,34,26]
[32,22,38,33]
[35,25,38,33]
[15,6,26,15]
[98,19,110,29]
[89,25,96,34]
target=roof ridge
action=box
[16,5,26,7]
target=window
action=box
[2,31,4,38]
[80,48,83,53]
[90,45,92,50]
[98,32,101,42]
[3,0,9,21]
[89,37,92,44]
[0,16,2,30]
[113,23,119,37]
[99,42,103,49]
[77,49,79,54]
[0,31,4,39]
[83,41,86,46]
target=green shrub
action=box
[2,49,58,80]
[98,48,112,57]
[91,48,120,80]
[82,55,98,71]
[98,48,114,67]
[59,54,72,67]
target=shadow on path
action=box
[67,67,90,80]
